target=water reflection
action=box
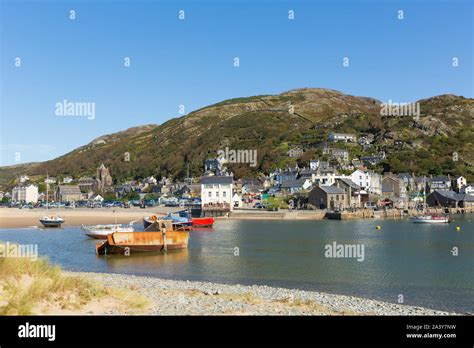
[0,216,472,313]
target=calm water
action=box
[1,216,473,313]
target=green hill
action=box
[1,88,473,190]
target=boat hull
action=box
[39,219,64,227]
[192,217,215,228]
[412,214,450,223]
[82,225,135,239]
[96,229,189,255]
[143,218,192,231]
[85,233,108,240]
[413,219,449,223]
[96,242,188,254]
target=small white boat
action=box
[39,216,65,228]
[82,222,135,239]
[412,213,450,223]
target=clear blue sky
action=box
[1,0,472,166]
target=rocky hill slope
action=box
[1,88,473,188]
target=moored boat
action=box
[143,214,193,231]
[412,213,450,223]
[82,222,135,239]
[191,217,215,228]
[39,216,65,228]
[96,220,189,255]
[177,210,215,228]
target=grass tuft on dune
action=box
[0,247,149,315]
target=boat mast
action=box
[186,162,190,185]
[46,172,49,210]
[423,177,426,213]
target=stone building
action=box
[308,185,347,211]
[56,185,83,202]
[96,163,113,192]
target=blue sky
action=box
[1,0,472,166]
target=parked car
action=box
[87,201,102,208]
[76,200,89,207]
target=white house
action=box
[313,169,340,186]
[350,169,382,195]
[92,194,104,202]
[287,147,304,158]
[62,176,73,184]
[331,148,349,162]
[328,132,357,142]
[19,175,30,183]
[44,177,57,184]
[12,184,39,203]
[460,184,474,196]
[454,176,467,192]
[232,193,243,208]
[309,160,319,170]
[144,176,158,185]
[200,175,233,211]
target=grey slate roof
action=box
[281,179,307,188]
[200,176,233,184]
[336,178,360,189]
[398,173,412,179]
[319,185,346,194]
[435,190,474,202]
[57,185,82,195]
[429,177,450,182]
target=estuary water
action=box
[0,216,473,313]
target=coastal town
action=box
[1,0,472,343]
[2,132,473,219]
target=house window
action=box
[336,195,339,201]
[223,191,226,198]
[208,191,212,198]
[216,191,219,197]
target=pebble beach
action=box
[68,271,459,316]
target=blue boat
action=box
[143,213,192,231]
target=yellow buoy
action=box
[456,226,461,231]
[376,225,381,230]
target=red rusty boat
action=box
[96,220,189,255]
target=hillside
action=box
[1,88,473,189]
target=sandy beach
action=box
[1,207,472,228]
[0,207,182,228]
[0,207,359,228]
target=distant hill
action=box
[1,88,473,190]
